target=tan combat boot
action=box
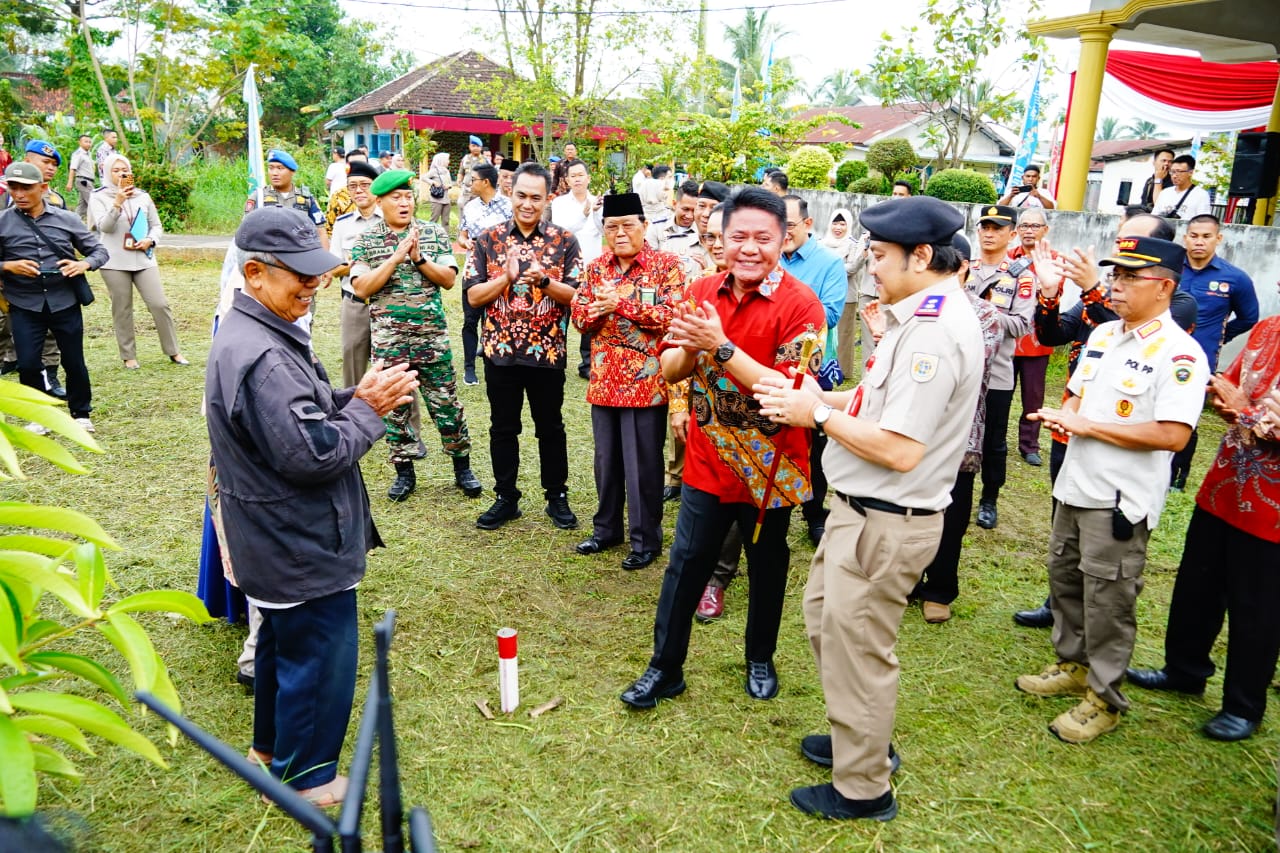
[1015,661,1090,697]
[1049,689,1122,744]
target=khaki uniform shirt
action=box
[1055,312,1209,526]
[331,206,382,294]
[824,277,985,511]
[967,258,1034,391]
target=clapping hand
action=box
[668,300,726,352]
[1209,374,1249,420]
[860,300,885,342]
[1061,245,1100,292]
[1030,239,1064,298]
[590,282,620,318]
[354,360,419,417]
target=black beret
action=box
[602,192,644,219]
[347,160,379,181]
[1099,236,1186,272]
[698,181,729,202]
[859,196,964,246]
[951,231,971,258]
[975,204,1017,226]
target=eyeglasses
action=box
[1016,223,1046,230]
[700,232,724,245]
[258,260,319,284]
[785,221,803,230]
[1169,168,1191,175]
[347,181,373,190]
[1105,271,1169,285]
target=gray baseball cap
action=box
[234,207,341,277]
[5,162,43,185]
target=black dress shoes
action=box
[621,550,658,570]
[790,784,897,821]
[620,666,686,709]
[807,523,825,547]
[1125,667,1206,695]
[235,670,255,695]
[801,734,900,774]
[746,660,779,700]
[1013,602,1054,628]
[975,501,998,529]
[575,535,622,555]
[1202,710,1259,741]
[662,486,681,502]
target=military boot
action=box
[453,455,483,498]
[387,461,416,502]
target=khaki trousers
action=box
[340,293,421,431]
[1048,504,1149,711]
[100,267,180,361]
[835,295,877,382]
[804,498,943,800]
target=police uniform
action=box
[456,138,486,211]
[966,205,1034,520]
[348,170,474,477]
[796,197,983,817]
[1018,237,1209,743]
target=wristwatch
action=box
[540,275,551,288]
[812,404,834,436]
[713,341,736,365]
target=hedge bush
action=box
[785,145,837,190]
[866,139,916,180]
[849,173,889,195]
[132,162,195,228]
[835,159,868,192]
[924,168,997,204]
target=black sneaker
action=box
[790,784,896,821]
[463,366,479,386]
[477,495,521,529]
[801,734,900,774]
[545,494,579,529]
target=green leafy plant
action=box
[835,159,868,192]
[923,168,997,203]
[0,381,212,817]
[892,171,922,196]
[866,139,917,180]
[130,163,195,230]
[784,145,836,189]
[849,173,889,196]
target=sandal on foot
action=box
[246,747,272,766]
[123,359,140,370]
[169,355,190,365]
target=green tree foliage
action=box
[924,168,997,203]
[866,138,917,180]
[849,173,889,195]
[864,0,1042,169]
[809,68,869,107]
[1096,116,1122,142]
[131,162,194,228]
[785,145,835,189]
[1123,119,1165,139]
[0,381,211,817]
[835,159,868,191]
[723,8,793,96]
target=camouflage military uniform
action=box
[350,217,470,464]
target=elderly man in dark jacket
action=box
[206,207,417,807]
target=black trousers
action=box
[914,470,975,605]
[11,303,91,417]
[1170,427,1198,487]
[650,485,793,673]
[579,331,593,373]
[461,300,482,371]
[1163,507,1280,722]
[980,387,1014,505]
[590,404,666,552]
[484,362,568,501]
[802,431,829,527]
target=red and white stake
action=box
[497,627,519,713]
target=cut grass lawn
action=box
[9,257,1276,852]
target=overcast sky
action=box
[337,0,1178,130]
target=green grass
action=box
[9,258,1275,852]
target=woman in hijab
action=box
[825,207,873,379]
[89,153,186,368]
[425,151,453,229]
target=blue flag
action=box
[730,67,742,123]
[1008,62,1043,191]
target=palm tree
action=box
[723,9,791,91]
[809,69,869,107]
[1095,116,1122,141]
[1123,119,1166,139]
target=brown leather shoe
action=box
[922,601,951,623]
[695,585,724,622]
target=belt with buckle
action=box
[834,491,938,518]
[341,290,366,304]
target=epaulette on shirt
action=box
[334,211,355,223]
[915,293,945,319]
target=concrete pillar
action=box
[1058,24,1114,211]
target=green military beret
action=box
[370,169,416,197]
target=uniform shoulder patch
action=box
[915,294,945,317]
[1018,280,1033,299]
[910,353,939,383]
[1171,353,1196,364]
